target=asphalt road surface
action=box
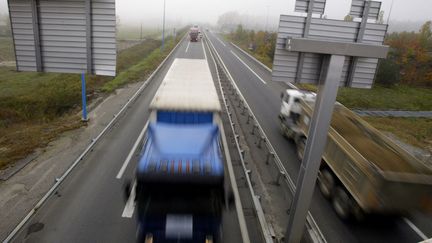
[205,31,432,243]
[10,37,245,243]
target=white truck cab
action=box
[279,89,316,119]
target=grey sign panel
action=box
[286,38,389,58]
[272,15,387,88]
[295,0,326,15]
[350,0,382,20]
[8,0,116,76]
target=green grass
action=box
[337,85,432,111]
[364,117,432,150]
[0,33,185,169]
[102,38,176,92]
[117,27,161,40]
[0,36,15,61]
[296,84,432,111]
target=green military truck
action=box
[279,89,432,220]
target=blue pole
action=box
[81,73,88,121]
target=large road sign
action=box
[272,15,387,88]
[7,0,116,76]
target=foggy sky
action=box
[1,0,431,29]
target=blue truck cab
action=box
[135,59,227,243]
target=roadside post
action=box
[162,0,166,51]
[81,73,88,122]
[271,0,389,242]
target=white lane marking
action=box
[215,36,226,47]
[201,39,207,61]
[185,40,190,53]
[230,50,267,85]
[230,42,299,90]
[230,42,272,72]
[122,181,137,218]
[403,218,428,241]
[116,121,149,179]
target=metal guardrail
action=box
[2,34,187,243]
[207,33,326,243]
[205,36,275,243]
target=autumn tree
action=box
[382,21,432,87]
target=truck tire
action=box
[332,186,351,220]
[296,137,306,161]
[318,169,334,199]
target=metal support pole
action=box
[140,22,143,40]
[31,0,42,72]
[251,124,257,135]
[266,152,274,165]
[161,0,166,51]
[284,54,345,243]
[85,0,92,73]
[295,0,314,83]
[257,136,265,148]
[347,0,370,86]
[275,171,285,186]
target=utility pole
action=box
[140,22,143,40]
[387,0,395,24]
[265,5,270,32]
[161,0,166,51]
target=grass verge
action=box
[0,37,14,61]
[0,32,184,170]
[296,84,432,111]
[102,38,176,92]
[363,117,432,151]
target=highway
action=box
[205,31,432,243]
[8,37,250,243]
[5,31,431,243]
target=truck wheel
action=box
[332,186,351,220]
[296,137,306,160]
[318,169,334,199]
[351,201,365,222]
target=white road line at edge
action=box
[403,218,428,241]
[202,39,207,61]
[116,121,149,179]
[185,40,190,53]
[122,181,137,218]
[216,36,226,47]
[230,50,267,85]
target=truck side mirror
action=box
[280,92,284,99]
[123,180,131,203]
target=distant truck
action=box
[189,27,199,42]
[130,58,232,243]
[279,89,432,220]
